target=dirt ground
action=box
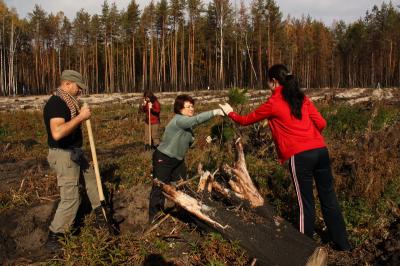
[0,168,154,264]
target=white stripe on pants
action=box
[290,156,304,234]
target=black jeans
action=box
[289,147,351,251]
[148,149,187,221]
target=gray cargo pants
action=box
[47,148,101,233]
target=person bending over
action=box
[148,94,224,223]
[220,64,351,251]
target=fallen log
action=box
[157,179,323,265]
[154,139,326,265]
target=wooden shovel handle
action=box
[148,105,152,145]
[84,103,105,202]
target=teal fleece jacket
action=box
[157,110,215,160]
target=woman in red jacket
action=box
[141,91,161,150]
[220,64,351,251]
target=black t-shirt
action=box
[43,95,82,149]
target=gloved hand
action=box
[213,109,225,116]
[219,103,233,115]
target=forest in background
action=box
[0,0,399,95]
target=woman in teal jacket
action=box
[148,94,224,223]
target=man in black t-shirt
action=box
[43,70,106,252]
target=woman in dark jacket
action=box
[149,94,224,223]
[220,64,351,251]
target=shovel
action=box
[148,104,152,148]
[84,103,117,233]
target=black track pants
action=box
[148,149,186,221]
[289,147,351,251]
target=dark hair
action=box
[144,91,157,103]
[268,64,304,119]
[174,94,195,114]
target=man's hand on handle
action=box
[79,103,91,121]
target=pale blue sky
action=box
[4,0,392,26]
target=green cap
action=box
[61,70,88,90]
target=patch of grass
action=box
[320,104,371,139]
[342,198,373,228]
[0,188,32,211]
[246,154,271,193]
[60,221,128,265]
[376,176,400,217]
[102,152,152,187]
[372,106,400,131]
[189,240,200,254]
[0,126,7,139]
[0,196,10,210]
[206,259,225,266]
[154,239,169,252]
[198,232,248,265]
[335,176,400,248]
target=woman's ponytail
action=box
[268,64,304,119]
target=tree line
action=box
[0,0,399,96]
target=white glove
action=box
[219,103,233,115]
[206,136,212,143]
[213,109,225,116]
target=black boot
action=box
[94,206,108,228]
[45,231,63,252]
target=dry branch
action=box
[142,214,171,238]
[197,170,211,193]
[211,181,244,201]
[153,179,228,230]
[223,139,264,207]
